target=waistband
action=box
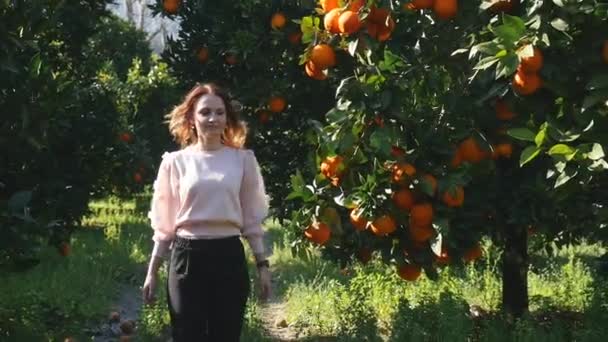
[173,235,241,250]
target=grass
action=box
[1,194,607,341]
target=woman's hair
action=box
[165,83,248,148]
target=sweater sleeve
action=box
[148,152,179,243]
[240,150,269,258]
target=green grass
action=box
[1,195,607,341]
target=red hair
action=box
[165,83,247,148]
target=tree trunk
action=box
[501,224,529,318]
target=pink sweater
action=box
[148,145,268,258]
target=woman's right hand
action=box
[142,272,159,305]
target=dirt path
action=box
[86,283,143,341]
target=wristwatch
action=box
[256,259,270,269]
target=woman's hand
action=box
[142,272,159,305]
[257,266,272,301]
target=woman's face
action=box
[192,93,228,140]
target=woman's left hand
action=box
[257,266,272,301]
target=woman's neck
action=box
[195,138,223,151]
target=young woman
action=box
[141,83,272,341]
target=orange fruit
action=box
[338,10,362,35]
[348,0,365,12]
[433,0,457,20]
[305,61,327,80]
[224,53,238,65]
[409,203,433,227]
[463,243,483,262]
[367,8,395,41]
[519,46,543,73]
[310,44,336,69]
[495,98,516,120]
[133,172,143,183]
[119,320,135,335]
[58,242,71,256]
[403,2,417,11]
[412,0,435,9]
[421,174,437,195]
[197,47,209,63]
[397,264,422,281]
[512,67,542,95]
[488,0,515,13]
[391,162,416,183]
[370,215,397,236]
[271,12,287,30]
[366,22,378,38]
[450,150,462,168]
[392,188,415,211]
[459,137,488,163]
[391,145,406,158]
[375,18,395,41]
[109,311,120,322]
[409,224,434,242]
[320,155,344,179]
[288,31,302,45]
[258,110,271,124]
[324,8,342,34]
[268,96,287,113]
[349,208,369,231]
[602,40,608,64]
[320,0,339,13]
[442,186,464,207]
[119,132,132,143]
[492,143,513,159]
[163,0,180,14]
[304,222,331,245]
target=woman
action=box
[141,83,272,341]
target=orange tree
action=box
[281,0,608,318]
[153,0,607,317]
[0,2,173,271]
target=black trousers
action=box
[167,235,250,342]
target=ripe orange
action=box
[495,98,515,120]
[492,143,513,159]
[349,208,369,231]
[370,215,397,236]
[119,320,135,335]
[412,0,434,9]
[197,47,209,63]
[391,162,416,183]
[459,137,488,163]
[320,0,339,13]
[338,10,362,35]
[512,67,542,95]
[133,172,143,183]
[305,61,327,80]
[403,2,417,11]
[304,222,331,245]
[109,311,121,322]
[367,7,395,41]
[268,96,287,112]
[409,224,434,242]
[391,145,406,158]
[450,150,462,168]
[324,8,342,34]
[392,188,415,211]
[320,155,344,179]
[463,243,483,262]
[409,203,433,227]
[310,44,336,69]
[488,0,515,13]
[442,186,464,207]
[288,31,302,45]
[519,46,543,73]
[348,0,365,12]
[433,0,457,20]
[602,40,608,64]
[421,174,437,195]
[58,242,71,256]
[258,110,271,124]
[163,0,180,14]
[376,18,395,41]
[397,264,422,281]
[224,53,238,65]
[119,132,132,143]
[271,12,287,30]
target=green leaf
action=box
[508,127,536,142]
[503,15,527,36]
[581,143,605,160]
[520,145,542,166]
[473,56,500,71]
[535,125,547,147]
[496,52,519,79]
[348,39,359,57]
[550,18,569,32]
[548,144,575,156]
[8,190,32,214]
[582,88,608,111]
[554,167,577,188]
